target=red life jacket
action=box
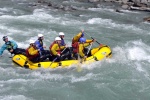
[72,42,79,53]
[26,46,39,60]
[72,38,80,45]
[49,41,61,55]
[49,41,55,50]
[72,38,75,45]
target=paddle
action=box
[76,42,93,72]
[77,53,82,72]
[91,37,99,44]
[84,32,103,46]
[49,47,67,67]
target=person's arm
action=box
[72,32,82,43]
[60,45,65,50]
[86,39,93,43]
[28,47,39,55]
[83,43,91,47]
[0,44,7,56]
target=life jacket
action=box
[49,41,61,55]
[72,38,78,45]
[26,46,39,60]
[72,42,79,53]
[49,41,55,50]
[5,41,14,51]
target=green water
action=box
[0,0,150,100]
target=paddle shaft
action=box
[84,32,101,45]
[91,37,101,45]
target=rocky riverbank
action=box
[86,0,150,11]
[78,0,150,22]
[36,0,150,22]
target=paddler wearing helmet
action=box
[58,32,73,60]
[71,30,95,59]
[49,37,68,61]
[26,39,41,62]
[35,34,50,59]
[0,36,25,57]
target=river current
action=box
[0,0,150,100]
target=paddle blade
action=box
[76,54,82,72]
[77,62,82,72]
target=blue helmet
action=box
[3,36,8,41]
[79,37,86,43]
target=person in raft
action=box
[58,32,73,60]
[35,34,50,59]
[71,30,95,59]
[49,37,68,62]
[0,36,25,57]
[73,37,94,60]
[26,40,49,62]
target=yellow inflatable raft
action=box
[12,45,112,70]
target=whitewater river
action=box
[0,0,150,100]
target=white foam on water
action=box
[71,73,94,83]
[127,47,148,61]
[0,95,32,100]
[81,60,103,70]
[134,62,150,79]
[88,7,114,12]
[118,9,140,13]
[143,21,150,25]
[87,17,112,25]
[28,70,64,81]
[0,7,13,12]
[110,46,128,63]
[86,18,143,33]
[31,9,82,26]
[0,8,82,39]
[108,39,150,64]
[0,78,38,85]
[0,67,42,86]
[126,40,150,62]
[0,9,53,28]
[0,6,25,15]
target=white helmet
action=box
[59,32,65,36]
[55,37,61,41]
[38,34,43,37]
[29,40,35,44]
